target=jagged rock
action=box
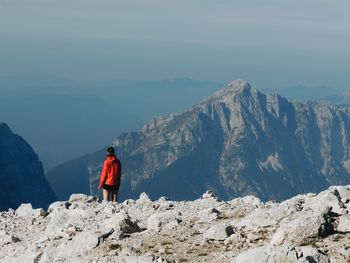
[237,204,289,229]
[0,231,21,246]
[270,210,333,246]
[304,188,347,214]
[58,231,100,257]
[47,201,68,213]
[1,252,38,263]
[111,256,168,263]
[15,203,46,218]
[229,195,262,207]
[1,187,350,262]
[45,208,85,238]
[329,185,350,204]
[123,199,136,206]
[139,192,152,202]
[68,193,96,203]
[147,211,181,232]
[202,190,215,199]
[232,245,329,263]
[198,208,219,223]
[203,224,234,240]
[158,196,170,202]
[103,211,141,234]
[336,214,350,232]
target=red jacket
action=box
[99,155,122,188]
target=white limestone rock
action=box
[47,201,69,213]
[202,190,215,199]
[336,214,350,232]
[203,224,234,240]
[45,207,85,238]
[1,187,350,263]
[147,211,181,232]
[270,210,332,246]
[295,246,330,263]
[123,199,136,206]
[329,185,350,204]
[102,211,141,234]
[0,231,21,246]
[15,203,46,218]
[68,193,96,203]
[232,245,296,263]
[139,192,152,202]
[304,189,346,214]
[232,245,329,263]
[110,255,168,263]
[198,208,219,223]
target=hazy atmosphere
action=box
[1,0,350,170]
[1,0,350,88]
[2,2,350,261]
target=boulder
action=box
[202,190,215,199]
[0,231,21,246]
[15,203,46,218]
[304,189,346,214]
[47,201,70,213]
[45,208,85,238]
[57,231,100,257]
[229,195,262,207]
[329,185,350,204]
[336,214,350,232]
[294,246,330,263]
[102,211,141,234]
[110,256,168,263]
[203,224,234,240]
[139,192,152,202]
[232,245,329,263]
[147,211,181,232]
[68,193,96,203]
[198,208,219,223]
[270,210,333,246]
[123,199,136,206]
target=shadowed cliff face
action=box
[47,80,350,202]
[0,123,57,210]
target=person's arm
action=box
[117,160,122,184]
[98,161,107,189]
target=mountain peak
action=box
[204,79,254,103]
[227,79,250,89]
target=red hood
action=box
[105,155,117,163]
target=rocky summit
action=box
[1,186,350,263]
[47,80,350,202]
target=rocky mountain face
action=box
[0,123,57,211]
[1,186,350,262]
[47,80,350,202]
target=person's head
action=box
[107,146,115,156]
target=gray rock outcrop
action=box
[0,123,57,211]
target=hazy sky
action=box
[0,0,349,89]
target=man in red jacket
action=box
[98,146,122,202]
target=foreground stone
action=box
[1,187,350,262]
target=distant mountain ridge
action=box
[47,80,350,201]
[0,77,221,170]
[0,123,57,210]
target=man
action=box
[98,146,122,202]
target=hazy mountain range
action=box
[1,74,348,171]
[46,80,350,202]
